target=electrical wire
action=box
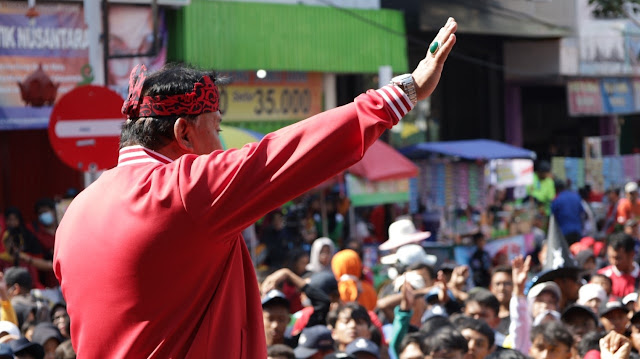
[313,0,570,76]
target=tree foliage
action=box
[589,0,640,18]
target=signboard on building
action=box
[568,78,640,116]
[0,3,166,131]
[218,71,323,121]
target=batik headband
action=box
[121,64,220,118]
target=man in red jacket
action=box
[53,18,458,358]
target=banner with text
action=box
[0,3,166,130]
[218,71,323,121]
[568,78,640,116]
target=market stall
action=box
[400,139,538,249]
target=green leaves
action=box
[589,0,640,18]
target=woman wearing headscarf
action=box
[331,249,377,311]
[306,237,335,273]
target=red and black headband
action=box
[121,64,220,118]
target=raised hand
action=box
[412,17,458,101]
[512,255,531,297]
[400,274,415,311]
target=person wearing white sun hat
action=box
[378,218,431,251]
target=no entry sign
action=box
[49,85,125,172]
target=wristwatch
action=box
[390,74,417,106]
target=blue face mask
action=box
[39,211,55,226]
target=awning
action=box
[350,140,418,181]
[400,139,537,161]
[167,1,409,73]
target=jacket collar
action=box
[117,146,173,167]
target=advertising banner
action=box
[0,3,88,130]
[453,234,534,268]
[600,78,635,114]
[0,3,166,130]
[567,79,603,116]
[346,173,410,207]
[489,159,534,189]
[218,71,323,121]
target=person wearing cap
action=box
[262,268,332,344]
[9,337,44,359]
[577,282,608,315]
[378,218,431,253]
[53,19,459,358]
[527,160,555,215]
[598,232,640,299]
[345,337,379,359]
[262,289,291,347]
[550,180,584,245]
[293,325,334,359]
[600,300,630,335]
[377,244,435,322]
[507,255,562,354]
[31,322,63,359]
[617,181,640,225]
[560,304,598,345]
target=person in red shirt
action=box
[617,182,640,225]
[598,233,639,300]
[53,19,459,358]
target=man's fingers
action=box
[429,18,457,61]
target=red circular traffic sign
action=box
[49,85,125,172]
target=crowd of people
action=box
[253,173,640,359]
[4,172,640,359]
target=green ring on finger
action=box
[429,41,439,54]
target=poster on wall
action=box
[0,3,88,130]
[0,3,166,131]
[218,71,323,121]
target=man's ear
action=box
[174,117,194,151]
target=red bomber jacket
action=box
[53,85,413,358]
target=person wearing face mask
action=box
[26,199,59,289]
[27,199,58,259]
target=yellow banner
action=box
[219,72,323,121]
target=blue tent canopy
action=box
[399,139,537,161]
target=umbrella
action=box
[219,125,264,150]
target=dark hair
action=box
[472,232,485,244]
[451,315,495,348]
[466,288,500,317]
[491,265,512,277]
[530,321,574,350]
[406,262,435,281]
[419,315,452,335]
[4,266,32,290]
[4,207,24,227]
[608,233,636,253]
[555,179,567,193]
[591,273,612,288]
[327,303,370,328]
[119,63,218,150]
[368,324,382,347]
[399,332,427,356]
[266,344,295,359]
[577,330,605,358]
[486,348,528,359]
[422,326,468,355]
[34,198,56,213]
